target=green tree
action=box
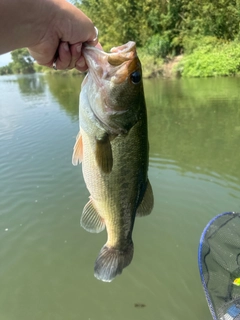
[11,48,35,74]
[76,0,240,57]
[77,0,161,49]
[180,0,240,40]
[0,65,13,75]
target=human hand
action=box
[27,0,99,72]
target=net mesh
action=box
[198,212,240,320]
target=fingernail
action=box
[64,43,69,51]
[77,45,82,53]
[77,57,85,67]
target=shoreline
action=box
[145,55,183,79]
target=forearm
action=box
[0,0,53,54]
[0,0,96,70]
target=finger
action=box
[66,42,83,70]
[76,55,88,72]
[54,42,71,70]
[77,41,103,72]
[28,46,56,67]
[75,41,103,72]
[86,26,99,46]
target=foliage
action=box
[137,48,164,78]
[77,0,154,50]
[0,48,35,75]
[76,0,240,77]
[181,36,221,55]
[176,40,240,77]
[76,0,240,56]
[145,34,170,58]
[0,64,13,75]
[34,63,49,73]
[11,49,35,74]
[1,0,240,77]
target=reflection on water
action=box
[17,74,46,95]
[46,74,83,120]
[145,77,240,180]
[3,73,46,95]
[0,74,240,320]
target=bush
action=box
[146,34,171,58]
[137,48,164,78]
[182,36,220,54]
[176,40,240,77]
[0,65,13,75]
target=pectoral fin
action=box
[95,134,113,173]
[136,180,154,217]
[81,199,105,233]
[72,132,83,166]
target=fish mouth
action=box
[81,42,141,133]
[82,41,138,84]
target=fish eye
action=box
[130,70,142,84]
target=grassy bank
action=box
[176,38,240,78]
[141,37,240,78]
[140,38,240,79]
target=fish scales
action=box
[72,41,154,282]
[81,120,147,244]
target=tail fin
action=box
[94,243,134,282]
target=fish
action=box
[233,278,240,286]
[72,41,154,282]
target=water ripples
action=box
[0,74,240,320]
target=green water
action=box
[0,73,240,320]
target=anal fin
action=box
[136,179,154,217]
[72,132,83,166]
[81,199,105,233]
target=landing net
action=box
[198,212,240,320]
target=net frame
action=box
[198,212,240,320]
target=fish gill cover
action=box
[198,212,240,320]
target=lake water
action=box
[0,73,240,320]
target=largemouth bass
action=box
[72,41,154,282]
